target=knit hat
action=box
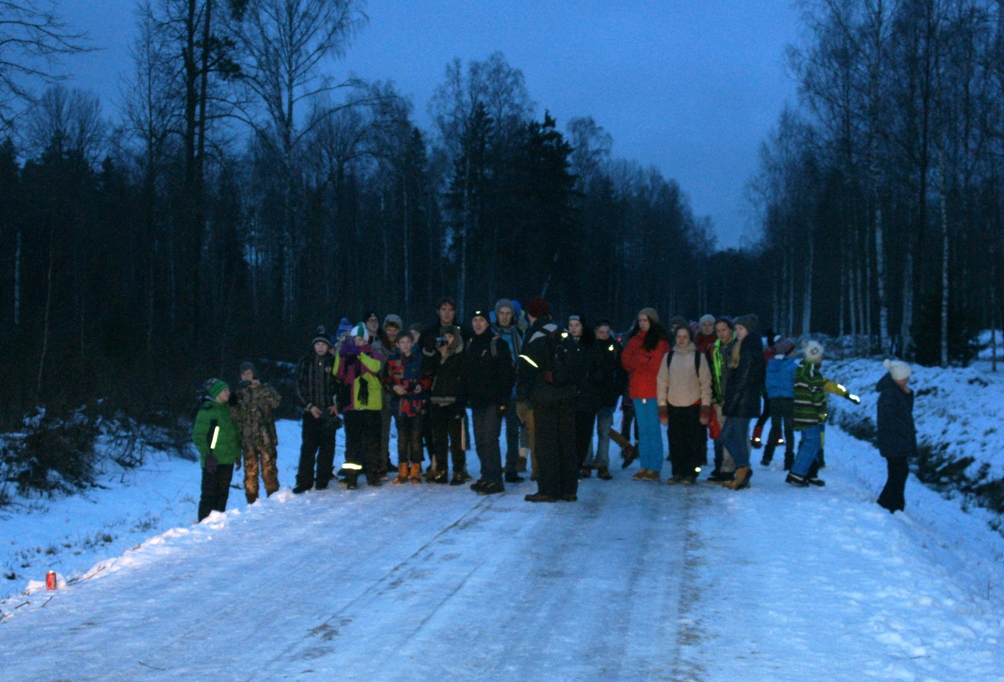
[238,361,256,377]
[202,378,229,399]
[638,307,660,325]
[335,318,352,339]
[774,338,796,356]
[803,340,824,362]
[716,316,734,330]
[883,358,912,381]
[471,309,490,323]
[699,314,716,326]
[383,314,403,330]
[350,323,367,339]
[312,325,331,347]
[494,298,515,317]
[526,297,550,318]
[734,314,759,335]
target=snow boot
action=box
[505,472,525,483]
[785,472,808,488]
[580,466,592,479]
[807,461,826,487]
[393,463,409,484]
[597,466,612,480]
[432,470,449,484]
[477,481,505,495]
[621,444,638,469]
[751,425,764,449]
[409,463,422,484]
[667,474,684,485]
[470,479,486,493]
[726,466,751,490]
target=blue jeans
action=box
[792,425,822,476]
[633,398,663,472]
[582,406,615,469]
[719,417,752,468]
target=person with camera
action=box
[233,361,281,503]
[293,327,338,494]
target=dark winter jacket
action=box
[192,399,241,468]
[876,373,917,459]
[425,334,466,407]
[518,316,578,404]
[296,351,337,413]
[383,349,431,418]
[722,333,765,419]
[493,323,524,401]
[463,330,515,409]
[516,316,559,403]
[421,317,473,355]
[710,336,737,405]
[567,334,603,412]
[765,355,797,399]
[594,337,624,408]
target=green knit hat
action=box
[202,378,229,399]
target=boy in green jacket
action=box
[193,378,242,521]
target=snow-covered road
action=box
[3,422,1004,681]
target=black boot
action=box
[807,460,825,487]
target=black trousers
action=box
[472,406,504,484]
[755,396,772,431]
[430,403,466,473]
[344,410,382,481]
[503,397,521,474]
[395,414,425,466]
[534,400,578,498]
[574,410,597,468]
[762,398,795,463]
[877,456,909,512]
[198,462,234,522]
[667,404,704,477]
[297,414,336,488]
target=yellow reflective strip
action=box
[518,354,538,369]
[210,426,219,450]
[343,463,363,471]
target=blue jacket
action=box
[765,355,797,399]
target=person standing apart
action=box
[193,379,241,521]
[657,325,712,484]
[876,359,915,513]
[620,308,670,482]
[293,327,338,494]
[233,362,281,503]
[718,314,766,491]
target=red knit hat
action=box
[526,297,550,318]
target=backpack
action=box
[665,348,702,377]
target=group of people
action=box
[192,296,918,520]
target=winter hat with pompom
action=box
[803,340,824,362]
[883,358,912,381]
[350,323,367,340]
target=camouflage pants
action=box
[244,446,279,503]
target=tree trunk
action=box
[403,184,410,320]
[802,222,814,336]
[13,228,21,327]
[940,167,949,367]
[37,234,55,403]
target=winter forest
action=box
[0,0,1002,428]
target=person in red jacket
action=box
[620,307,670,481]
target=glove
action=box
[700,405,711,426]
[848,394,861,405]
[658,406,668,426]
[204,455,218,473]
[340,340,362,357]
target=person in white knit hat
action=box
[875,358,915,513]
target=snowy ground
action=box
[3,415,1004,680]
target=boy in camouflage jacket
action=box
[233,362,282,503]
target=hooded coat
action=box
[876,373,917,459]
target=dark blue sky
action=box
[62,1,800,249]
